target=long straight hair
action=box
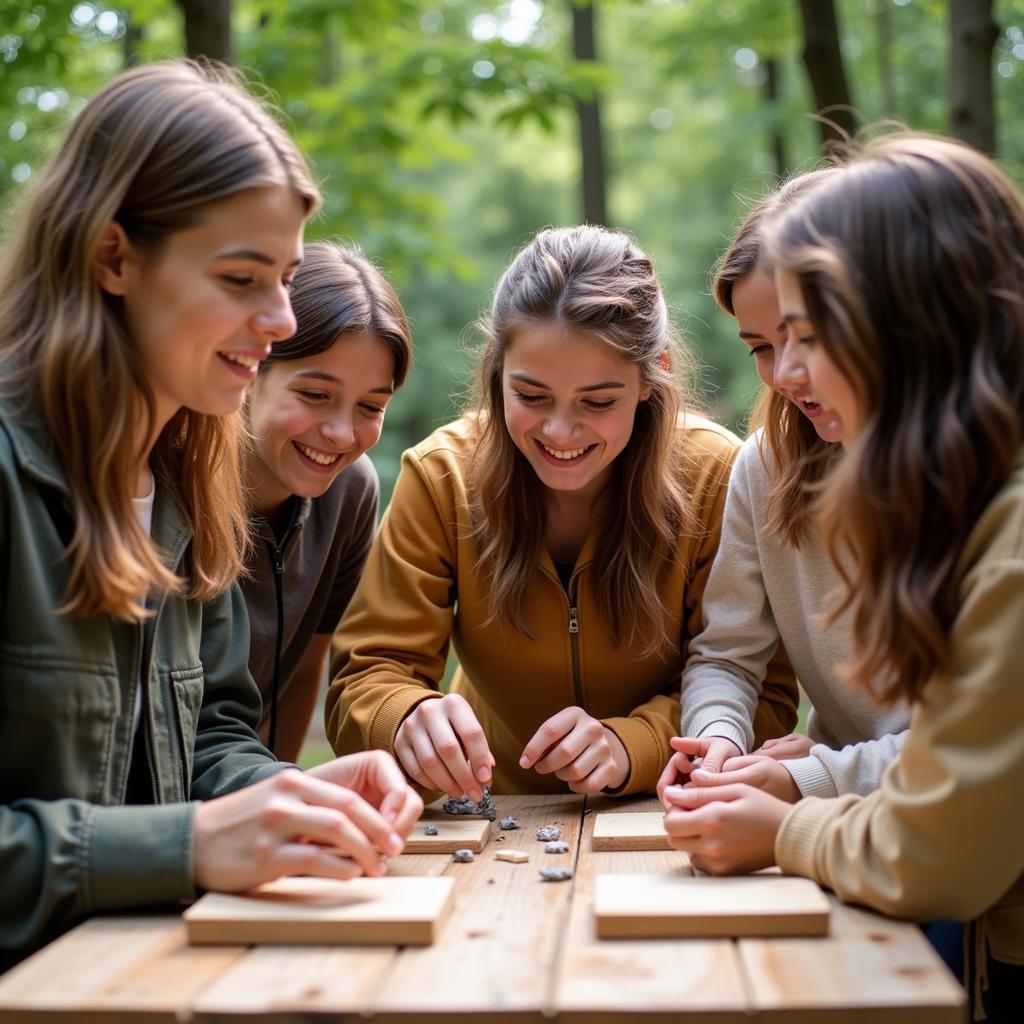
[768,134,1024,702]
[468,225,700,657]
[0,60,320,621]
[711,170,837,547]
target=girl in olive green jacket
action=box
[663,134,1024,1023]
[0,61,420,968]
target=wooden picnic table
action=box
[0,794,966,1023]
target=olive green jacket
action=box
[0,401,284,965]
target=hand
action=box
[755,732,815,760]
[689,753,802,803]
[307,750,424,844]
[520,707,629,793]
[394,693,495,802]
[656,735,742,808]
[192,765,406,892]
[662,782,789,875]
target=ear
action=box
[639,384,653,402]
[91,221,135,297]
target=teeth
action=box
[542,443,588,461]
[296,442,340,466]
[221,352,260,369]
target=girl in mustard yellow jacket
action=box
[663,134,1024,1023]
[327,225,798,799]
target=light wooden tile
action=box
[592,810,671,851]
[402,807,493,854]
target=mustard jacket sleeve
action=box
[601,433,799,795]
[776,557,1024,927]
[325,445,454,758]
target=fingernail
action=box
[691,769,710,782]
[476,766,490,783]
[519,756,529,768]
[666,785,690,798]
[387,832,402,855]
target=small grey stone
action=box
[443,785,497,821]
[423,823,438,836]
[536,825,561,842]
[539,867,573,882]
[498,816,519,831]
[544,841,569,854]
[452,848,475,862]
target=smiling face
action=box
[501,323,651,502]
[112,185,307,436]
[774,268,861,448]
[732,269,843,444]
[246,330,397,516]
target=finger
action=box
[407,720,463,798]
[568,756,618,794]
[664,783,749,807]
[446,697,494,792]
[520,707,580,769]
[554,741,604,784]
[379,787,424,841]
[295,776,403,857]
[698,738,742,775]
[274,843,366,882]
[422,708,480,802]
[691,759,760,786]
[534,718,598,775]
[394,737,436,792]
[668,735,712,758]
[266,801,384,876]
[656,757,684,806]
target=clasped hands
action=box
[653,733,811,875]
[394,692,629,801]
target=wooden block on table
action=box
[184,875,455,947]
[494,849,530,864]
[402,812,492,854]
[594,873,831,939]
[592,810,671,851]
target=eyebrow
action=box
[509,372,625,393]
[738,326,785,340]
[291,369,394,394]
[782,312,811,324]
[215,248,303,269]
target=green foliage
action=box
[2,0,1023,503]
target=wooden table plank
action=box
[191,843,448,1022]
[0,915,243,1023]
[738,899,967,1024]
[551,796,750,1023]
[366,794,583,1023]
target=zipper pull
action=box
[568,606,579,634]
[273,556,284,575]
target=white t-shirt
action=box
[130,480,155,732]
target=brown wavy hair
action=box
[711,170,838,547]
[767,133,1024,702]
[467,224,700,657]
[0,60,320,621]
[259,240,411,385]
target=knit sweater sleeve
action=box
[781,730,908,798]
[679,436,782,754]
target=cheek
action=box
[357,418,385,453]
[503,400,534,443]
[754,356,776,391]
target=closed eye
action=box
[299,390,329,402]
[513,391,547,404]
[582,398,616,410]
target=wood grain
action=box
[593,873,831,939]
[591,810,671,851]
[184,875,455,947]
[402,807,493,854]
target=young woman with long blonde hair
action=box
[663,134,1024,1022]
[0,61,420,967]
[328,224,797,800]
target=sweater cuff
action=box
[368,687,443,753]
[692,718,748,756]
[781,755,838,799]
[774,796,837,881]
[601,716,660,796]
[86,802,197,911]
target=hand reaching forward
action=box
[656,735,742,808]
[754,732,815,760]
[689,753,802,803]
[662,782,789,875]
[192,750,423,893]
[394,693,495,802]
[520,706,629,793]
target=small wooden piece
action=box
[592,810,671,851]
[402,812,492,854]
[594,873,831,939]
[184,875,455,947]
[494,849,530,864]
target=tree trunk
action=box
[570,1,608,226]
[949,0,999,154]
[797,0,856,146]
[763,57,787,180]
[177,0,233,64]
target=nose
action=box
[254,285,297,343]
[774,339,807,393]
[544,407,580,445]
[321,409,356,450]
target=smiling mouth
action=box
[534,439,596,465]
[293,441,342,467]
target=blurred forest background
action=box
[2,0,1023,506]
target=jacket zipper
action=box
[266,539,286,755]
[538,563,590,710]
